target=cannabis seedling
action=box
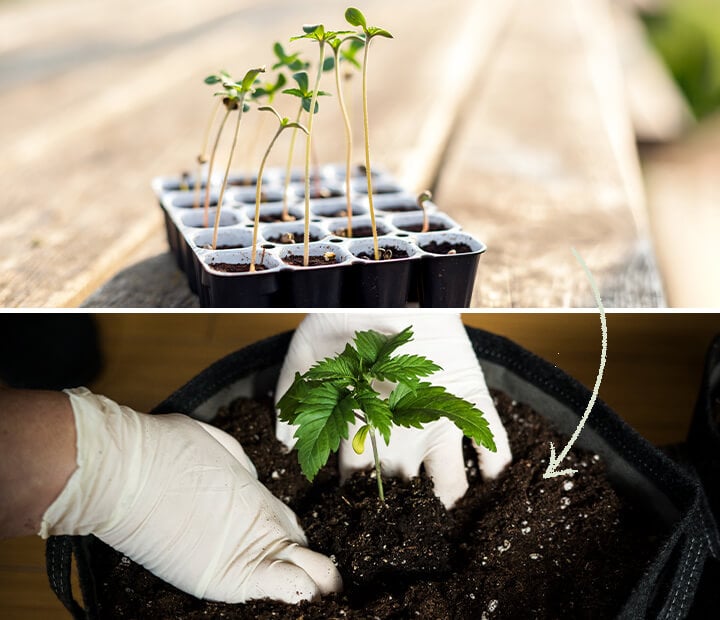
[250,106,308,272]
[277,327,497,502]
[417,190,432,233]
[345,7,393,260]
[329,34,364,237]
[290,24,350,266]
[280,70,329,222]
[210,67,265,250]
[200,71,236,226]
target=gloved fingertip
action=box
[245,559,320,604]
[476,442,512,480]
[279,545,343,596]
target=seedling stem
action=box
[194,98,222,210]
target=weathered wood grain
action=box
[0,0,514,307]
[434,0,665,307]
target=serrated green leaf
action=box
[293,385,357,480]
[306,343,360,381]
[276,372,312,423]
[345,7,367,30]
[371,353,441,383]
[354,326,414,369]
[390,382,496,452]
[352,425,370,454]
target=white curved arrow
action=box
[543,247,607,479]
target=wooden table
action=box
[0,0,667,307]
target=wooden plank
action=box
[642,116,720,306]
[0,0,513,307]
[434,0,665,307]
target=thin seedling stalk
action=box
[418,190,432,233]
[250,124,287,272]
[194,98,222,209]
[281,103,304,220]
[368,428,385,502]
[202,107,232,227]
[212,96,247,249]
[334,45,354,237]
[360,39,379,260]
[302,43,326,267]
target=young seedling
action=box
[200,71,236,226]
[277,327,497,502]
[417,190,432,233]
[280,71,330,222]
[192,82,225,209]
[211,67,266,250]
[345,7,393,261]
[329,34,364,237]
[250,106,308,273]
[290,24,351,266]
[242,72,288,182]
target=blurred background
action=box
[1,0,718,307]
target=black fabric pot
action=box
[45,327,719,619]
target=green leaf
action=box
[241,66,265,92]
[354,384,392,445]
[367,26,393,39]
[292,71,309,93]
[204,75,221,85]
[345,7,367,30]
[282,87,305,98]
[305,343,360,381]
[354,326,414,368]
[276,372,312,423]
[303,23,323,35]
[293,385,357,480]
[352,425,370,454]
[371,353,441,383]
[390,382,497,452]
[322,56,335,72]
[258,105,283,124]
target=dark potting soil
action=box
[258,213,297,223]
[398,222,449,233]
[333,225,388,238]
[94,391,661,619]
[356,246,410,260]
[266,232,320,245]
[282,253,341,267]
[377,204,420,213]
[421,241,473,255]
[208,262,268,273]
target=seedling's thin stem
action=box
[360,40,379,260]
[333,45,354,237]
[194,98,222,209]
[418,190,432,233]
[282,103,304,221]
[368,428,385,502]
[250,124,285,272]
[303,42,326,267]
[202,108,232,227]
[212,95,247,249]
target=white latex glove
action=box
[275,314,512,508]
[39,387,342,604]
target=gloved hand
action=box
[275,314,512,508]
[39,387,342,604]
